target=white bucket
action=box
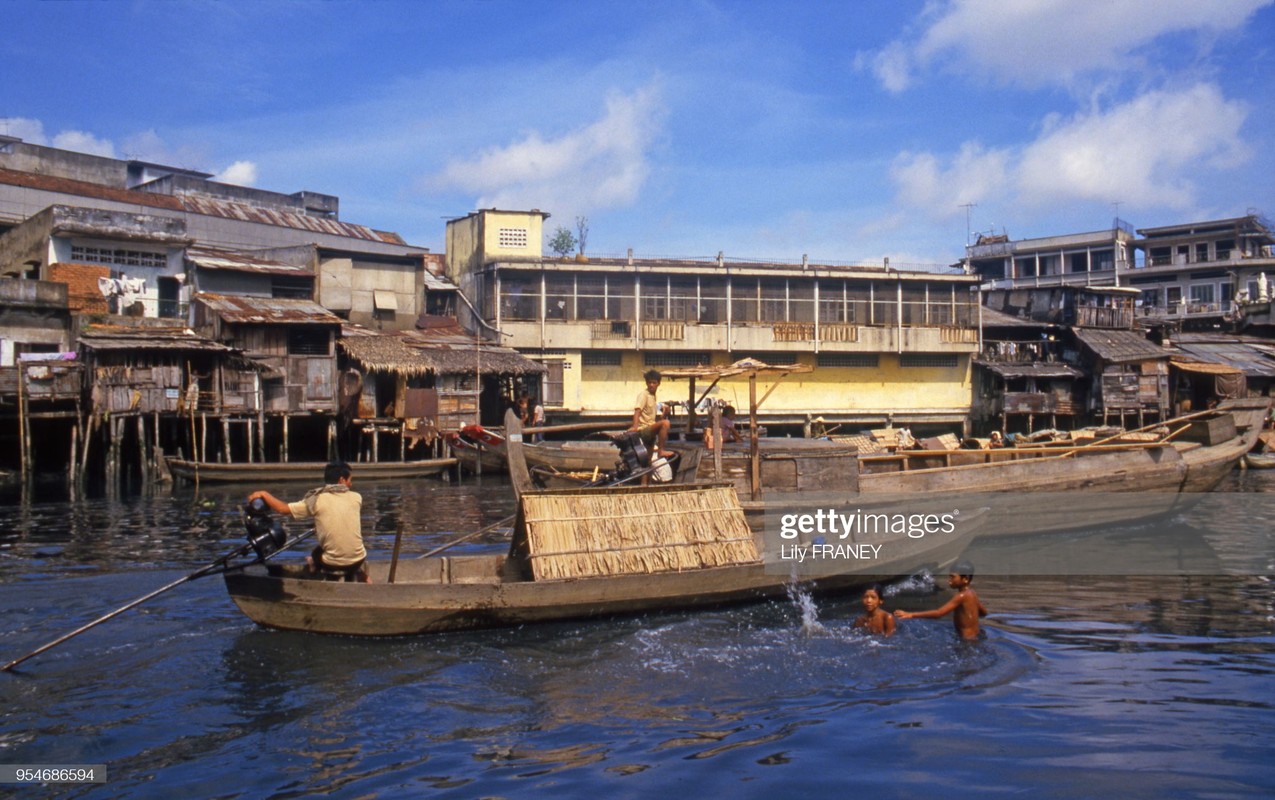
[650,456,673,482]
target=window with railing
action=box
[817,353,879,368]
[71,245,166,269]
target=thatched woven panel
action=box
[519,485,758,580]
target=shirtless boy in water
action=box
[853,586,895,637]
[894,560,987,640]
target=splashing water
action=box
[785,579,824,634]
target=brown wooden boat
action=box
[166,457,455,484]
[224,481,981,636]
[695,399,1271,537]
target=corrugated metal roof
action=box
[1173,342,1275,378]
[79,325,232,352]
[186,246,313,276]
[1072,328,1169,363]
[422,271,455,290]
[0,168,411,246]
[195,293,340,325]
[975,361,1083,379]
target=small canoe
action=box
[166,458,455,483]
[1242,452,1275,469]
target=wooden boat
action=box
[1242,451,1275,469]
[528,444,703,489]
[445,425,507,473]
[694,399,1271,537]
[223,481,982,636]
[166,457,455,484]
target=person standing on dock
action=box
[248,461,368,582]
[630,369,671,455]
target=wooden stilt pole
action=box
[282,415,290,462]
[221,417,231,464]
[137,415,148,486]
[17,361,29,480]
[69,422,78,484]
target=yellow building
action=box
[445,209,981,433]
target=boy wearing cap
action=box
[894,559,987,640]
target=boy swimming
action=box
[853,585,895,637]
[894,560,987,640]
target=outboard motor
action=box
[243,497,287,560]
[610,430,651,481]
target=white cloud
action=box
[869,0,1272,90]
[429,85,665,216]
[50,130,116,158]
[889,83,1250,217]
[890,141,1012,219]
[0,117,49,143]
[215,160,259,186]
[1017,84,1250,208]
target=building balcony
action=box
[498,317,979,353]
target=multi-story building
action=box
[445,209,982,432]
[0,136,437,329]
[966,213,1275,329]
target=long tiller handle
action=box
[2,529,314,672]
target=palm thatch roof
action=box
[339,326,545,377]
[517,484,757,580]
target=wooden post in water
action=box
[17,361,28,480]
[68,422,78,484]
[137,415,148,486]
[282,414,290,462]
[749,372,760,501]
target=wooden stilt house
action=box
[338,323,545,462]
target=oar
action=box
[3,529,314,673]
[415,514,516,560]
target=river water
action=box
[1,472,1273,798]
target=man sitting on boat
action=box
[248,461,369,583]
[630,369,671,455]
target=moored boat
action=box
[166,457,455,483]
[690,399,1271,537]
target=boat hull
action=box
[224,526,975,636]
[166,458,455,483]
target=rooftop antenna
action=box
[960,203,977,246]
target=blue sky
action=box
[4,1,1273,268]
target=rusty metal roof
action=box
[1173,342,1275,378]
[1071,328,1169,363]
[0,168,409,245]
[975,361,1084,379]
[195,293,340,325]
[186,246,313,277]
[78,324,233,352]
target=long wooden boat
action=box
[697,399,1271,537]
[223,483,982,636]
[166,457,455,484]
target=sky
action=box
[4,0,1274,269]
